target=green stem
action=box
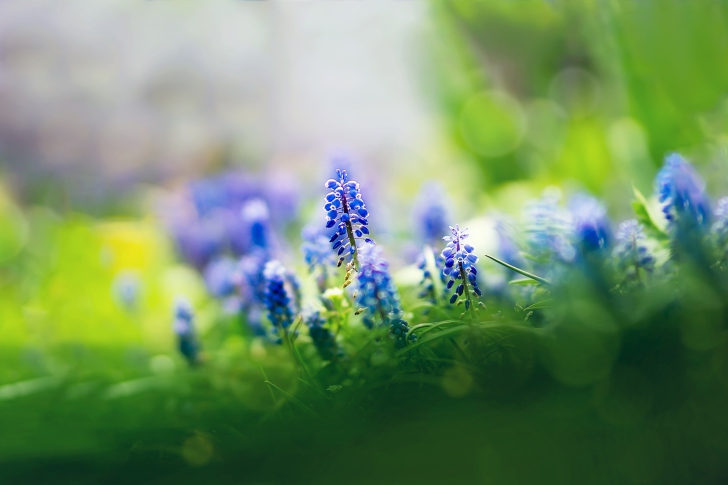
[458,262,477,322]
[424,245,442,306]
[345,221,360,270]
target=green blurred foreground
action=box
[2,189,728,485]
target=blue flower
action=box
[569,194,612,253]
[301,224,337,291]
[494,218,523,266]
[263,260,295,330]
[112,271,140,311]
[523,193,575,265]
[655,153,712,231]
[173,298,200,365]
[237,250,269,336]
[241,198,272,253]
[414,182,450,247]
[613,219,655,283]
[441,225,482,311]
[324,169,374,269]
[203,257,238,298]
[354,244,415,349]
[304,308,339,361]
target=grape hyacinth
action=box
[569,194,612,254]
[304,309,339,361]
[523,193,576,266]
[202,257,238,299]
[613,219,655,284]
[414,182,450,247]
[241,198,272,253]
[354,244,415,349]
[301,224,337,292]
[263,260,295,331]
[655,153,712,232]
[173,298,200,365]
[324,169,373,270]
[442,225,482,313]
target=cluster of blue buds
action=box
[202,257,238,299]
[613,219,655,284]
[263,260,295,331]
[415,182,450,247]
[241,198,272,253]
[523,193,576,265]
[173,298,200,365]
[304,309,338,361]
[442,225,482,312]
[354,244,415,349]
[655,153,712,232]
[301,224,337,292]
[324,169,373,269]
[569,194,612,254]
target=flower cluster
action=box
[305,309,339,361]
[415,182,450,247]
[354,244,414,349]
[523,193,576,266]
[324,169,373,268]
[613,219,655,284]
[173,298,200,365]
[442,225,482,311]
[263,260,295,331]
[656,153,712,232]
[301,224,337,292]
[570,194,612,254]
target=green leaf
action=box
[483,254,551,286]
[522,299,553,311]
[509,278,540,286]
[632,185,667,238]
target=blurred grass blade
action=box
[484,254,551,286]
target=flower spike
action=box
[613,219,655,285]
[263,260,295,331]
[324,169,373,270]
[173,298,201,365]
[442,225,482,314]
[354,244,415,349]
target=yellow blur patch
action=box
[96,220,164,272]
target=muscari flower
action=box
[569,194,612,254]
[613,219,655,282]
[112,271,140,311]
[442,225,482,311]
[354,244,415,349]
[414,182,450,247]
[655,153,712,232]
[173,298,200,365]
[263,260,295,331]
[523,193,576,264]
[241,198,272,253]
[324,169,373,269]
[304,308,339,361]
[203,256,238,299]
[301,224,337,292]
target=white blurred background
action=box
[0,1,444,208]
